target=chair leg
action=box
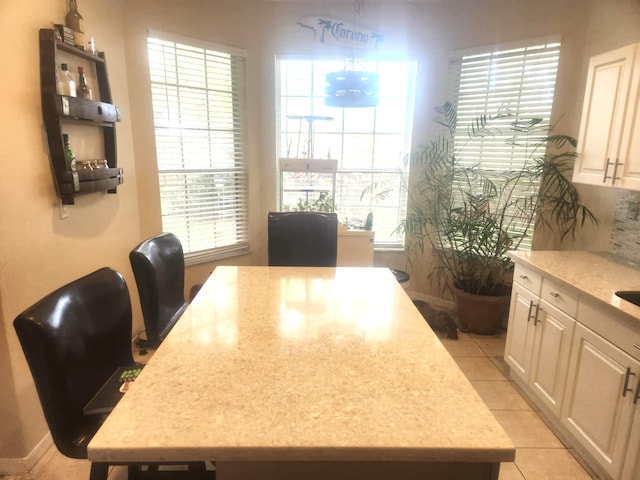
[128,464,141,480]
[89,462,109,480]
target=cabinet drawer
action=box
[513,264,542,296]
[541,278,578,317]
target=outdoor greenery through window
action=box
[276,57,417,249]
[447,37,562,250]
[147,32,249,264]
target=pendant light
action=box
[325,0,379,108]
[325,68,379,108]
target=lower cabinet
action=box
[505,283,537,381]
[560,323,640,480]
[621,407,640,480]
[505,283,575,416]
[529,300,575,415]
[506,263,640,480]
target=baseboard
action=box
[0,432,53,475]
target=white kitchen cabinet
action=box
[561,323,640,479]
[528,299,575,415]
[573,43,640,190]
[505,282,538,382]
[505,267,575,416]
[621,406,640,480]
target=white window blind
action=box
[276,57,416,249]
[147,33,249,264]
[448,38,561,250]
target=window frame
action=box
[147,30,250,266]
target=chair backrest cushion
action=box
[13,267,134,459]
[268,211,338,267]
[129,232,187,347]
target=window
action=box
[448,37,561,249]
[276,57,417,249]
[147,32,249,264]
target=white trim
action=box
[0,432,53,475]
[147,28,247,58]
[184,244,251,266]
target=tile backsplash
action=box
[610,190,640,263]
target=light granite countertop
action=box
[508,251,640,324]
[88,266,514,465]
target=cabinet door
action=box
[505,283,537,383]
[573,44,637,186]
[621,406,640,480]
[561,323,640,479]
[617,46,640,191]
[529,300,575,416]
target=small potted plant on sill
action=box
[397,102,598,334]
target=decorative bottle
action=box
[63,134,76,171]
[65,0,85,50]
[59,64,77,97]
[77,66,92,100]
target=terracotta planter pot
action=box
[453,286,512,335]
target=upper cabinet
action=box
[39,28,123,205]
[573,43,640,190]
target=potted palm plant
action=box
[397,102,598,334]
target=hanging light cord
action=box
[354,0,364,16]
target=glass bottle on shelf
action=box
[77,66,92,100]
[63,134,76,171]
[75,160,94,172]
[59,64,77,97]
[65,0,85,50]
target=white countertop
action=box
[508,251,640,323]
[88,266,514,464]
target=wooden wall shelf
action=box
[39,28,123,205]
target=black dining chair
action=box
[13,267,211,480]
[129,232,189,348]
[267,211,338,267]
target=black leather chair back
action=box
[13,267,134,459]
[129,232,187,347]
[268,211,338,267]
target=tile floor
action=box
[2,330,595,480]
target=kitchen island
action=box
[88,266,514,479]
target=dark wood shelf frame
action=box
[39,28,123,205]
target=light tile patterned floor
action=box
[440,330,595,480]
[2,330,595,480]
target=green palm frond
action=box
[397,103,598,295]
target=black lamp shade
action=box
[325,70,379,108]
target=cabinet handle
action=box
[603,158,614,183]
[549,291,560,298]
[527,301,533,322]
[633,343,640,351]
[623,367,636,397]
[533,304,541,326]
[519,274,528,280]
[612,158,621,185]
[635,382,640,405]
